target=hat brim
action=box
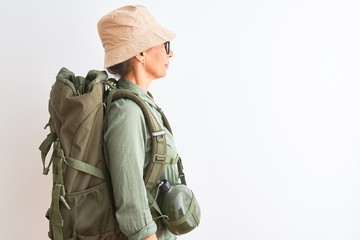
[104,25,176,68]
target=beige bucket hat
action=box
[97,5,176,68]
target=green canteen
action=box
[158,180,201,235]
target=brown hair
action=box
[107,59,132,78]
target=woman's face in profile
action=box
[143,42,173,79]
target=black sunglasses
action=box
[164,41,170,54]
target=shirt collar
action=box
[117,78,158,108]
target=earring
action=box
[141,58,145,63]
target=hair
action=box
[107,59,132,78]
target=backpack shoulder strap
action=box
[105,88,168,191]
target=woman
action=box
[98,5,179,240]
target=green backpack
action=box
[39,67,199,240]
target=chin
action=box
[157,73,167,79]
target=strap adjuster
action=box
[152,154,166,164]
[152,155,180,165]
[152,130,166,137]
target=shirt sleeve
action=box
[104,98,157,239]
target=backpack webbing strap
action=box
[146,190,165,218]
[39,131,57,175]
[64,157,105,180]
[50,142,71,240]
[41,133,106,180]
[177,157,187,186]
[51,184,65,240]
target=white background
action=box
[1,0,360,239]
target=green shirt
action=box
[104,79,179,240]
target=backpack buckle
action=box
[152,154,166,164]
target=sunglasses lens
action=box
[164,41,170,54]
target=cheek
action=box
[145,58,166,78]
[153,52,167,62]
[148,53,166,68]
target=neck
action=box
[125,75,151,92]
[125,62,153,92]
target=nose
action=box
[168,50,174,58]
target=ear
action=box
[135,52,145,63]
